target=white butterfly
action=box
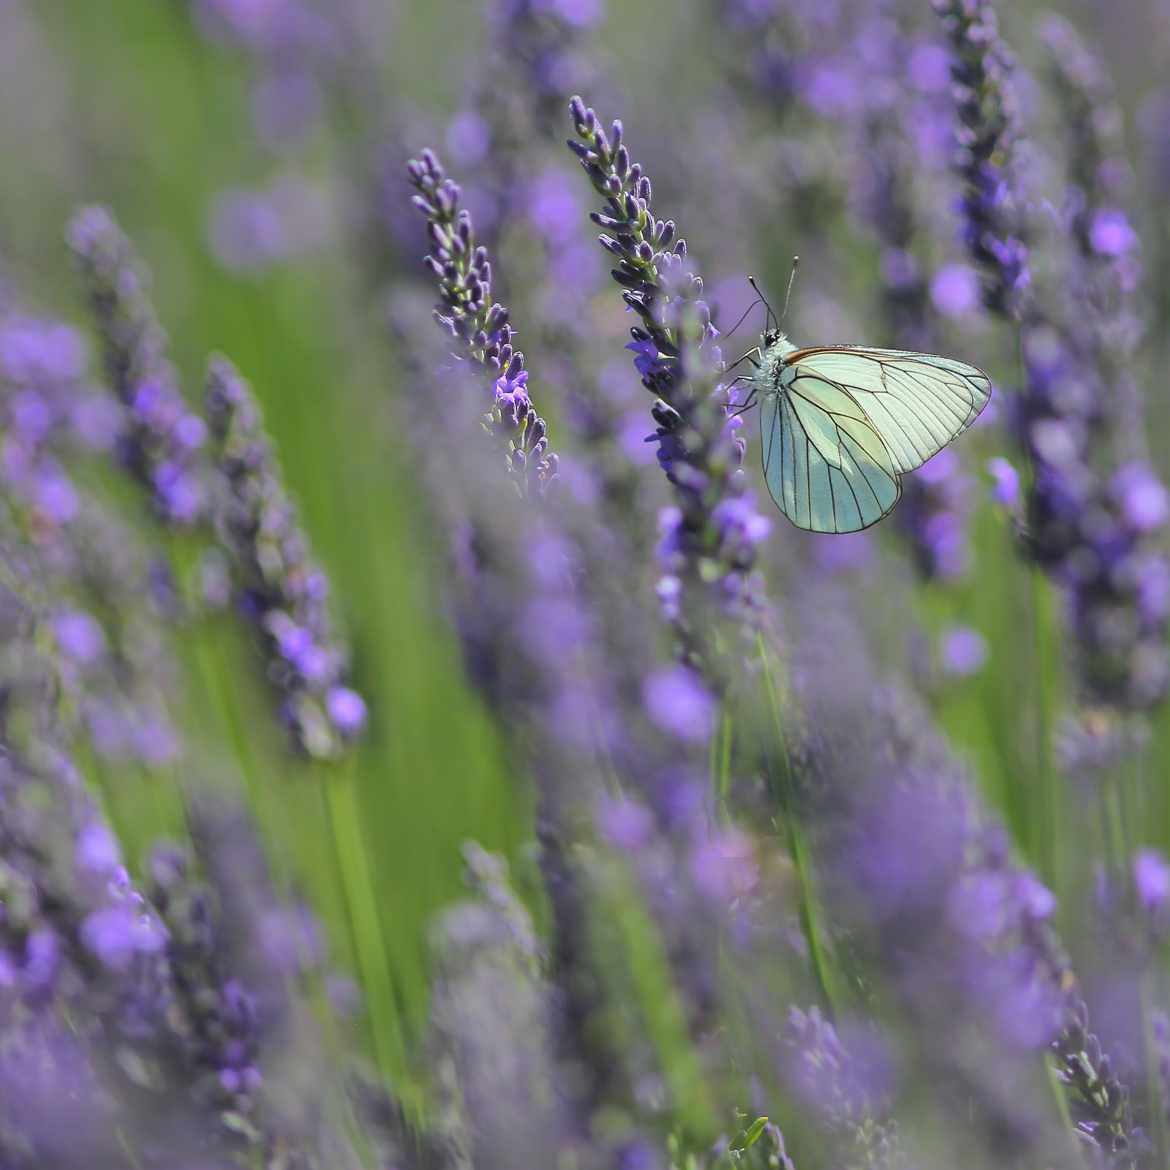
[738,272,992,534]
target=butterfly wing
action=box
[761,377,901,533]
[786,346,992,474]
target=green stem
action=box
[710,705,734,822]
[1029,568,1059,890]
[321,758,404,1084]
[1044,1054,1093,1169]
[757,635,836,1016]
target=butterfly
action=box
[735,270,992,534]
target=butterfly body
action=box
[751,333,991,533]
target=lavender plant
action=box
[407,148,558,496]
[15,5,1170,1170]
[401,158,842,1153]
[566,97,770,678]
[204,354,367,759]
[66,206,207,527]
[933,0,1170,711]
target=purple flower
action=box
[796,61,860,117]
[80,905,167,970]
[712,494,772,551]
[326,686,367,738]
[1113,463,1169,533]
[599,797,655,850]
[76,823,123,873]
[941,625,988,677]
[929,263,980,317]
[0,316,87,385]
[1088,208,1137,257]
[986,456,1020,507]
[642,666,715,744]
[907,40,952,92]
[1134,850,1170,912]
[54,610,107,665]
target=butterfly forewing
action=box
[786,347,992,474]
[761,375,901,534]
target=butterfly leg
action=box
[727,386,759,418]
[722,345,763,375]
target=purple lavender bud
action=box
[326,685,368,738]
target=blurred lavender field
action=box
[4,0,1170,1166]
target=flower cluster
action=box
[0,310,92,530]
[426,842,570,1170]
[407,148,558,496]
[147,844,264,1134]
[66,206,207,526]
[785,1006,903,1170]
[0,749,170,1025]
[205,354,366,759]
[566,96,770,668]
[935,0,1170,709]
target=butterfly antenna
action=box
[721,296,763,342]
[780,256,800,325]
[747,275,776,333]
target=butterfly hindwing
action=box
[786,346,992,474]
[761,376,901,534]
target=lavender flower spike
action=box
[935,0,1170,708]
[406,148,558,495]
[67,206,207,526]
[931,0,1030,318]
[566,97,769,671]
[205,354,366,760]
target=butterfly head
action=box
[761,329,796,360]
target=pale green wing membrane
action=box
[761,374,901,534]
[786,347,992,474]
